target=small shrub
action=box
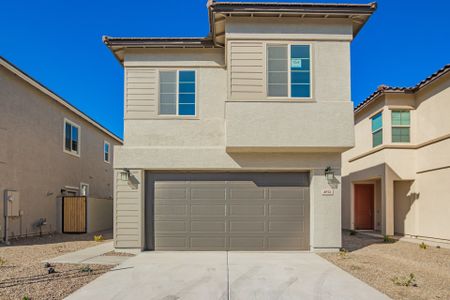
[383,235,395,243]
[392,273,417,287]
[436,245,441,249]
[94,235,104,242]
[419,242,428,250]
[47,267,56,274]
[350,265,361,271]
[338,248,349,258]
[0,257,6,266]
[81,266,93,273]
[22,297,31,300]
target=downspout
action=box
[3,190,9,245]
[207,0,216,46]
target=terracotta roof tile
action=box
[355,64,450,113]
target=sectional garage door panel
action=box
[147,173,309,250]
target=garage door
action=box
[145,173,310,250]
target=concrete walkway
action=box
[66,251,390,300]
[45,241,128,265]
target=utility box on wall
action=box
[4,190,20,217]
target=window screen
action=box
[267,45,288,97]
[159,71,177,115]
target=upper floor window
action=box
[159,70,196,116]
[371,112,383,147]
[267,44,311,98]
[392,110,410,143]
[64,119,80,156]
[104,141,110,163]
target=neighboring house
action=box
[104,1,376,251]
[0,56,122,240]
[342,65,450,242]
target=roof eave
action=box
[209,1,377,39]
[355,64,450,114]
[103,36,218,64]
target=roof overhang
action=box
[208,1,377,46]
[102,37,218,63]
[103,1,377,63]
[355,64,450,114]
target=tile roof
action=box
[102,37,217,48]
[355,64,450,113]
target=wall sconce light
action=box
[325,166,334,180]
[120,169,130,181]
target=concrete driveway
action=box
[66,252,390,300]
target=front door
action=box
[354,184,374,230]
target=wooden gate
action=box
[62,196,87,233]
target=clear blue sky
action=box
[1,0,449,138]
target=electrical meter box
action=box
[4,190,20,217]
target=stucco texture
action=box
[0,64,119,239]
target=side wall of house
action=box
[0,65,119,239]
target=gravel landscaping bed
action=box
[0,230,113,300]
[319,231,450,300]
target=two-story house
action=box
[0,56,122,240]
[342,65,450,243]
[105,1,376,251]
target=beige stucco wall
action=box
[342,72,450,240]
[0,65,120,239]
[87,198,113,233]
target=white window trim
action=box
[391,110,411,143]
[63,118,81,157]
[158,69,197,117]
[371,112,383,147]
[266,43,313,100]
[104,140,111,163]
[80,182,89,197]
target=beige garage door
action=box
[145,173,310,250]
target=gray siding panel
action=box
[114,170,143,249]
[125,68,157,119]
[230,41,265,99]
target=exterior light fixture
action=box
[120,169,130,181]
[325,166,334,180]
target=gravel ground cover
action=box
[319,232,450,300]
[0,231,113,300]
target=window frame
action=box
[158,69,197,117]
[391,110,411,143]
[104,141,111,163]
[266,42,313,100]
[371,112,383,148]
[63,118,81,157]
